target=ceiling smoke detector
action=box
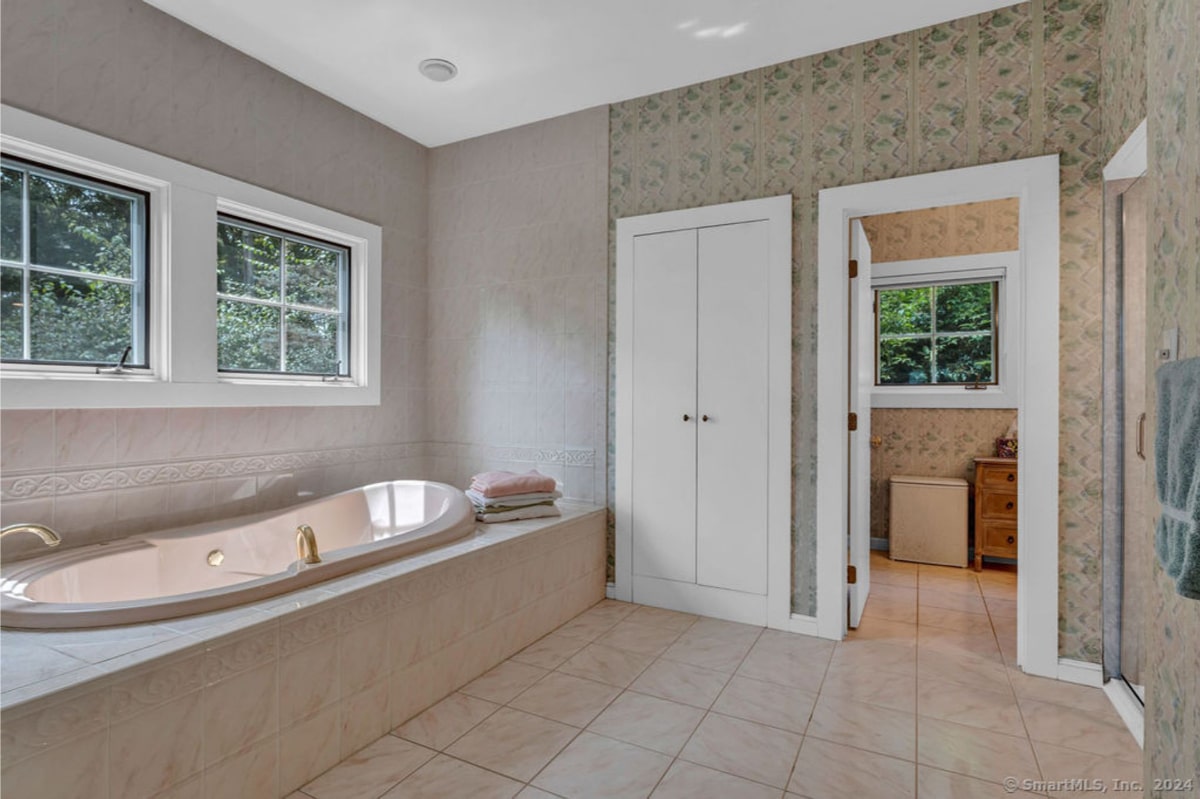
[418,58,458,82]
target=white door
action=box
[696,221,771,594]
[848,220,873,628]
[631,230,698,585]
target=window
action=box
[877,280,997,385]
[216,216,349,377]
[2,105,382,409]
[1,156,148,367]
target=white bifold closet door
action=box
[696,222,769,594]
[630,221,770,597]
[631,229,698,584]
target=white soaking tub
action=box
[0,480,475,630]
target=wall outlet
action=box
[1158,327,1179,361]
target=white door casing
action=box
[816,155,1060,680]
[848,219,873,628]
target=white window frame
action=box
[870,251,1020,409]
[0,105,381,409]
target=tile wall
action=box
[0,0,429,559]
[424,108,610,503]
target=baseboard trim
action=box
[787,613,822,637]
[1102,679,1145,749]
[870,537,889,551]
[1056,658,1104,687]
[605,582,615,600]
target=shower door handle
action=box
[1135,412,1147,461]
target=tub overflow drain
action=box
[207,549,225,567]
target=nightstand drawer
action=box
[979,466,1018,489]
[980,492,1018,519]
[983,523,1018,556]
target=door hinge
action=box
[848,412,858,431]
[848,259,858,279]
[848,564,857,584]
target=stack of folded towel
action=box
[468,469,562,523]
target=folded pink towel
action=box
[469,469,557,499]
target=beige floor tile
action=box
[872,568,919,589]
[595,620,684,657]
[979,579,1018,600]
[652,760,783,799]
[845,616,918,646]
[394,692,500,750]
[532,731,671,799]
[919,588,988,615]
[624,605,698,632]
[819,664,916,714]
[679,712,803,789]
[918,606,997,636]
[918,626,1003,661]
[828,639,917,676]
[917,680,1026,737]
[516,787,564,799]
[558,643,655,688]
[303,735,435,799]
[917,717,1039,785]
[917,648,1008,691]
[628,658,731,708]
[1006,670,1116,717]
[1032,740,1143,797]
[588,690,705,755]
[918,573,981,597]
[710,675,817,734]
[381,753,523,798]
[862,596,919,625]
[788,736,915,799]
[661,624,759,673]
[445,707,578,781]
[736,636,834,693]
[556,611,624,642]
[511,633,591,670]
[866,583,918,608]
[916,765,1044,798]
[806,694,916,761]
[1019,699,1141,760]
[985,596,1017,619]
[510,672,621,727]
[461,660,549,704]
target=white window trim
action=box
[0,105,381,409]
[870,251,1020,409]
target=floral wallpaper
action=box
[859,198,1020,263]
[608,1,1107,662]
[870,409,1018,538]
[1139,0,1200,789]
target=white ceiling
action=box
[144,0,1014,148]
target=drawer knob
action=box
[1007,535,1015,545]
[1005,501,1014,510]
[1006,473,1015,482]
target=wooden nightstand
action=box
[973,457,1018,571]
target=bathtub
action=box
[0,480,475,630]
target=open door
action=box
[848,219,873,628]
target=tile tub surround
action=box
[424,107,610,507]
[0,504,606,798]
[280,552,1140,799]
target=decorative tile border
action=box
[1,442,596,500]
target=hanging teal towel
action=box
[1154,356,1200,600]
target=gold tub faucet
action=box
[1,524,62,547]
[295,524,321,565]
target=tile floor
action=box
[288,553,1142,798]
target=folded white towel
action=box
[475,504,562,523]
[467,488,562,507]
